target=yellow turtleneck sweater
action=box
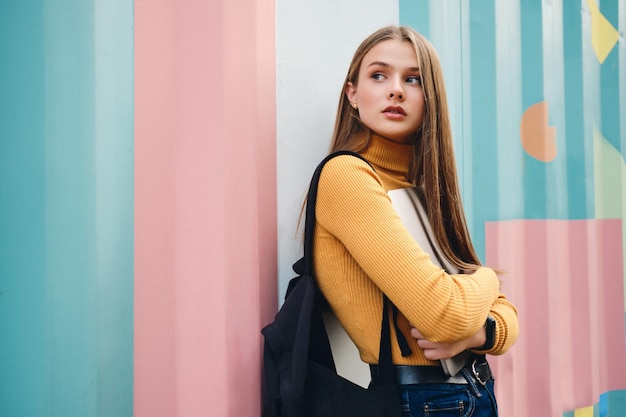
[313,134,518,366]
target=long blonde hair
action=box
[329,25,482,271]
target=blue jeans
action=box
[398,369,498,417]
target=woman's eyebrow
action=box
[366,61,420,72]
[366,61,390,68]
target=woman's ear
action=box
[345,82,357,107]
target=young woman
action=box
[311,25,518,416]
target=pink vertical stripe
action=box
[134,1,276,416]
[486,219,626,416]
[134,2,177,415]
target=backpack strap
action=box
[302,150,401,385]
[302,150,372,275]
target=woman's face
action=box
[346,39,425,144]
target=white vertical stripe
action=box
[542,0,568,216]
[94,0,134,415]
[276,0,399,298]
[495,0,524,216]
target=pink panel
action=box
[135,1,276,416]
[486,219,626,417]
[134,2,177,415]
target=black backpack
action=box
[260,151,403,417]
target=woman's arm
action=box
[473,295,519,355]
[410,295,519,358]
[316,156,500,340]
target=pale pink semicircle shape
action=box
[520,101,557,162]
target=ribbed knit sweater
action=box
[314,134,518,366]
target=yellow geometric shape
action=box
[520,101,557,162]
[587,0,620,64]
[573,406,594,417]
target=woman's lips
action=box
[383,106,407,119]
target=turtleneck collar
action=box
[359,133,415,190]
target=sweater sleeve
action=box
[315,155,501,341]
[472,295,519,355]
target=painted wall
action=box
[1,0,625,416]
[1,1,134,416]
[1,0,275,416]
[396,1,626,416]
[277,0,626,416]
[133,1,276,416]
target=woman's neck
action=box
[359,132,414,190]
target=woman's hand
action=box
[410,326,486,360]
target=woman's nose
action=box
[388,79,404,100]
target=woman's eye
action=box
[407,76,422,85]
[372,73,386,81]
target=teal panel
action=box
[0,2,47,416]
[563,1,592,219]
[520,0,547,220]
[601,389,626,416]
[467,0,497,260]
[543,3,568,219]
[42,3,99,413]
[399,0,429,37]
[0,1,133,416]
[520,0,545,112]
[599,0,621,153]
[562,389,626,417]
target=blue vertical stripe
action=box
[563,1,590,219]
[621,0,626,159]
[599,1,621,153]
[468,0,497,260]
[541,2,569,219]
[581,0,602,221]
[520,0,547,219]
[400,0,430,38]
[42,3,98,413]
[0,2,47,417]
[0,1,133,416]
[494,1,525,222]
